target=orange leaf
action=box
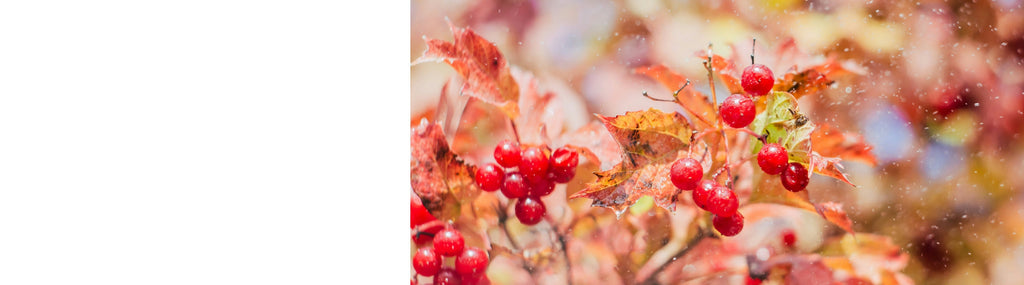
[775,57,854,99]
[569,109,692,213]
[810,123,877,167]
[410,119,479,219]
[413,20,520,119]
[693,52,744,95]
[633,64,717,128]
[815,202,854,235]
[807,151,855,186]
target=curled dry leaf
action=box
[412,20,520,119]
[814,202,854,235]
[775,56,859,99]
[410,119,479,219]
[569,109,692,213]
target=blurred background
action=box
[412,0,1024,283]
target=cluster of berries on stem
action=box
[475,139,579,225]
[412,226,491,285]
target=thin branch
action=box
[703,45,735,187]
[642,91,676,102]
[638,229,711,285]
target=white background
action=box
[0,1,407,283]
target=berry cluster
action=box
[475,139,579,226]
[412,227,491,285]
[669,158,744,236]
[756,143,809,192]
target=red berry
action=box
[692,179,716,210]
[550,147,578,170]
[515,197,546,225]
[528,176,555,197]
[720,94,756,128]
[713,212,744,237]
[411,195,436,228]
[670,158,703,190]
[433,267,461,285]
[549,147,579,183]
[782,229,797,247]
[494,139,521,168]
[780,162,809,192]
[706,186,739,217]
[500,172,528,199]
[519,147,550,182]
[474,163,505,192]
[413,247,442,276]
[455,247,489,277]
[757,143,788,175]
[741,64,775,97]
[746,276,764,285]
[432,228,465,257]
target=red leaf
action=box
[815,202,854,235]
[633,64,717,128]
[810,123,877,167]
[413,20,520,119]
[511,67,558,146]
[568,109,692,213]
[410,119,479,219]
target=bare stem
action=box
[642,91,676,102]
[638,229,711,285]
[703,45,735,186]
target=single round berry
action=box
[432,228,465,257]
[713,212,745,237]
[474,163,505,192]
[519,147,550,182]
[550,147,579,170]
[780,162,809,192]
[549,147,579,183]
[515,197,546,225]
[757,143,788,175]
[781,229,797,247]
[433,267,460,285]
[550,166,575,184]
[500,172,528,199]
[413,247,442,276]
[706,186,739,217]
[692,179,716,210]
[528,175,555,197]
[720,94,756,128]
[494,139,521,168]
[411,195,436,229]
[455,247,489,277]
[670,158,703,191]
[741,64,775,97]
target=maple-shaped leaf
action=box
[413,20,520,119]
[633,64,716,128]
[569,109,692,213]
[410,119,479,219]
[810,123,877,166]
[818,233,913,285]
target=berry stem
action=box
[508,118,521,144]
[703,45,734,186]
[751,38,757,65]
[637,228,710,284]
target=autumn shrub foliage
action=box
[411,21,911,284]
